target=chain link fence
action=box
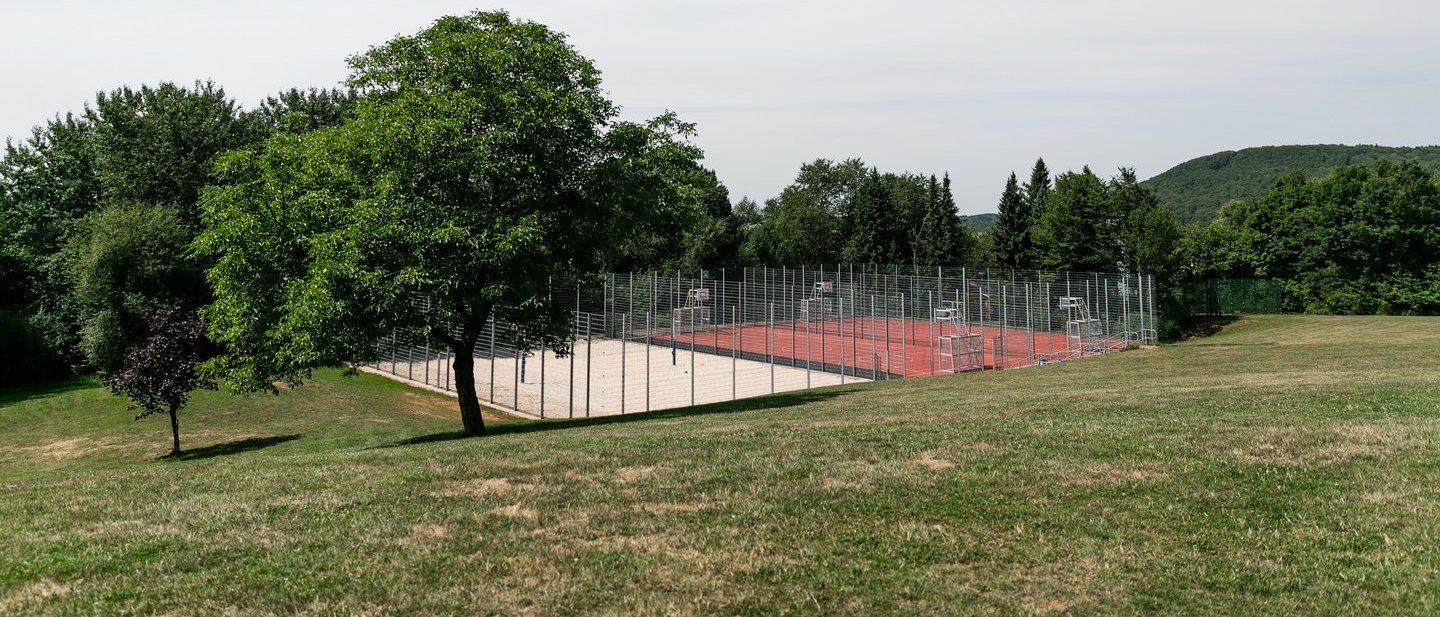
[370,265,1157,418]
[1183,278,1286,315]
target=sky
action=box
[3,0,1438,214]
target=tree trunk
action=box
[451,340,487,436]
[168,403,181,457]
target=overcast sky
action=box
[3,0,1438,213]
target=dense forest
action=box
[1144,144,1440,225]
[2,12,1438,398]
[1179,160,1440,314]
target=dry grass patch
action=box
[635,501,713,514]
[913,451,956,471]
[0,579,71,614]
[7,436,134,460]
[434,477,532,498]
[75,519,182,539]
[1357,489,1425,508]
[614,466,658,483]
[398,523,452,545]
[1051,460,1171,487]
[490,503,539,520]
[1231,422,1425,467]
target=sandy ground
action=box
[369,338,866,419]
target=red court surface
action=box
[654,317,1101,378]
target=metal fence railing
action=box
[1184,278,1286,315]
[369,265,1158,418]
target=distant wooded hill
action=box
[1142,145,1440,226]
[961,212,995,232]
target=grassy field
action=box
[2,315,1439,615]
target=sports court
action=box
[370,265,1156,418]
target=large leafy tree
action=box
[885,172,930,263]
[89,82,264,225]
[1,82,261,381]
[65,204,205,373]
[248,87,360,135]
[750,158,866,265]
[0,114,102,373]
[198,11,705,436]
[678,170,749,272]
[630,166,735,272]
[1236,161,1440,313]
[1036,166,1115,272]
[1110,167,1180,278]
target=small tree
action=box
[103,307,215,457]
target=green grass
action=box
[2,315,1439,615]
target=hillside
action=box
[960,212,996,232]
[3,315,1440,614]
[1144,144,1440,225]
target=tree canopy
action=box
[1181,160,1440,314]
[197,10,708,435]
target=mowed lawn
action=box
[2,316,1439,615]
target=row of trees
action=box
[989,159,1181,279]
[0,83,360,388]
[0,12,720,447]
[1180,160,1440,314]
[734,159,976,268]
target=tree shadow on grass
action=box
[0,377,97,408]
[167,434,303,462]
[1179,315,1241,340]
[372,385,864,449]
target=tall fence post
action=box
[584,313,593,417]
[839,294,846,384]
[488,319,496,404]
[899,293,906,378]
[620,314,627,415]
[568,311,576,418]
[928,291,934,376]
[769,302,776,394]
[690,299,696,408]
[646,310,652,413]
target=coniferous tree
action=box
[990,172,1027,268]
[1020,158,1053,268]
[938,173,974,264]
[912,175,947,265]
